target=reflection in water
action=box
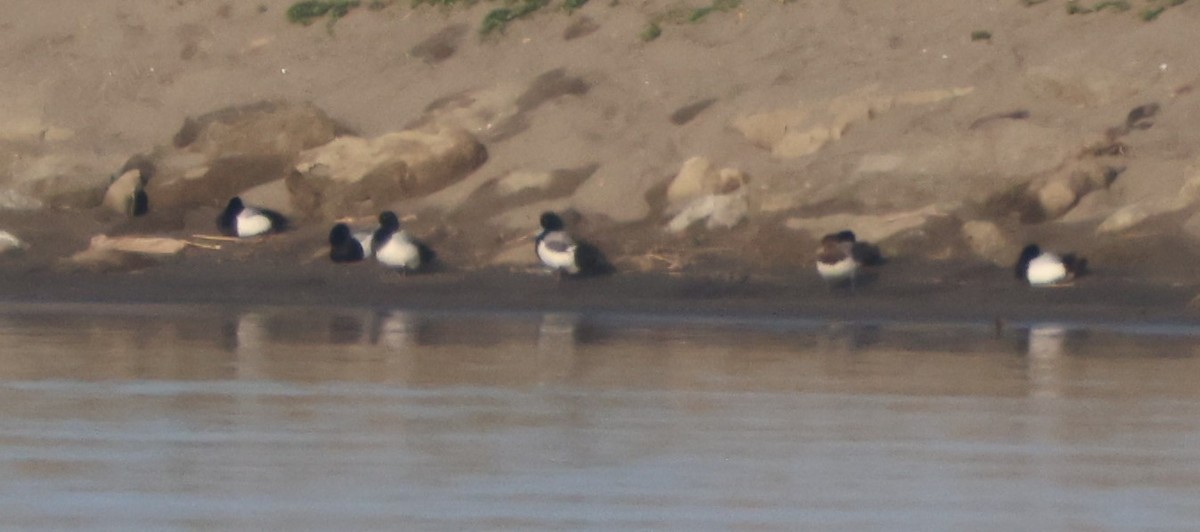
[1026,325,1066,399]
[1,306,1200,529]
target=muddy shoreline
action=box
[3,255,1198,328]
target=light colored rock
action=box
[238,179,296,217]
[174,101,338,159]
[665,157,749,216]
[289,127,487,219]
[666,190,749,233]
[961,220,1015,266]
[60,235,188,272]
[1036,179,1078,220]
[1096,200,1175,234]
[0,189,43,210]
[496,170,554,196]
[87,235,189,255]
[733,84,974,159]
[784,206,944,244]
[1182,211,1200,242]
[1024,64,1145,107]
[134,102,342,214]
[1095,173,1200,234]
[1177,172,1200,206]
[413,83,524,138]
[666,157,715,207]
[1060,189,1117,223]
[102,169,145,216]
[42,127,75,142]
[0,230,26,254]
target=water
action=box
[0,304,1199,530]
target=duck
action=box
[816,230,860,287]
[536,211,583,275]
[1015,244,1087,286]
[371,211,434,272]
[328,223,374,263]
[216,197,287,238]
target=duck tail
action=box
[416,241,437,271]
[574,241,615,277]
[1062,254,1088,278]
[261,208,290,233]
[851,242,885,267]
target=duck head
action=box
[1015,244,1042,279]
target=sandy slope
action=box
[1,0,1199,289]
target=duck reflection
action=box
[1024,324,1067,399]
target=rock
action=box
[665,156,749,216]
[60,235,188,273]
[1024,64,1145,107]
[0,189,43,211]
[139,101,343,214]
[666,190,749,233]
[1181,212,1200,242]
[799,119,1072,214]
[784,206,944,244]
[1096,200,1174,234]
[1036,179,1078,220]
[1096,173,1200,234]
[288,127,487,219]
[733,84,974,159]
[173,101,338,159]
[0,230,26,254]
[88,235,190,255]
[1060,189,1118,223]
[103,169,148,216]
[146,153,293,212]
[666,157,715,206]
[496,171,555,196]
[961,220,1015,266]
[238,179,296,218]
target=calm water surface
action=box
[0,304,1199,531]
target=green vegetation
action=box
[1141,5,1166,19]
[1063,0,1185,18]
[688,0,741,23]
[970,30,992,41]
[640,22,662,42]
[480,0,551,35]
[283,0,756,40]
[563,0,589,14]
[287,0,362,30]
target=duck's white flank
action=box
[1026,253,1068,286]
[235,208,274,237]
[537,232,579,273]
[817,255,858,281]
[375,230,421,270]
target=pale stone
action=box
[1036,180,1078,220]
[784,206,944,244]
[0,230,26,254]
[102,169,145,216]
[1096,201,1169,234]
[733,84,974,160]
[666,157,715,207]
[497,170,555,196]
[0,189,43,211]
[42,127,76,142]
[289,127,486,218]
[664,157,749,217]
[961,220,1014,266]
[238,179,295,217]
[666,191,749,233]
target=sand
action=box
[2,1,1200,319]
